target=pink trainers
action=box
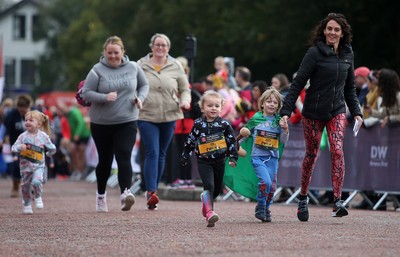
[206,211,219,227]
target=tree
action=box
[37,0,400,92]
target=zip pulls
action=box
[333,60,339,112]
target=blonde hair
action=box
[198,90,225,109]
[25,110,52,136]
[258,88,283,114]
[103,36,125,55]
[149,33,171,48]
[214,56,224,65]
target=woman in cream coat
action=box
[137,33,191,210]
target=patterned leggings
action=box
[300,113,347,201]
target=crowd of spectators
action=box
[1,56,398,212]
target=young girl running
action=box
[181,90,238,227]
[240,88,289,222]
[12,110,56,214]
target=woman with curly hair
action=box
[280,13,363,221]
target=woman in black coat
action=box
[280,13,363,222]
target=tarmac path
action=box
[0,178,399,257]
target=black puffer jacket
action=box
[280,41,362,121]
[181,116,238,162]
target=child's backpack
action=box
[75,80,91,107]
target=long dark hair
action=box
[377,68,400,108]
[309,13,353,55]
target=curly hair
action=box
[308,13,353,56]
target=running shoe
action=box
[332,200,349,217]
[121,188,135,211]
[297,195,309,221]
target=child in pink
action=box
[12,110,56,214]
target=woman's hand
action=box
[135,98,143,110]
[180,101,190,110]
[107,91,117,102]
[354,115,363,130]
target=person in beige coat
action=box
[137,33,191,210]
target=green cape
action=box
[224,112,284,200]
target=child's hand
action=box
[229,158,237,167]
[21,144,27,151]
[239,127,251,138]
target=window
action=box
[5,58,16,86]
[32,15,44,41]
[21,59,35,86]
[13,15,26,40]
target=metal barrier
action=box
[278,123,400,208]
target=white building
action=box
[0,0,45,97]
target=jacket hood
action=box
[99,55,130,68]
[138,53,175,64]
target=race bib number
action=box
[254,129,279,150]
[198,133,227,156]
[20,144,44,163]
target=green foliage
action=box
[37,0,400,91]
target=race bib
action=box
[254,129,279,150]
[197,133,227,156]
[20,144,44,163]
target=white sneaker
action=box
[23,205,33,214]
[96,192,108,212]
[121,188,135,211]
[35,197,44,209]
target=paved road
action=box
[0,178,399,257]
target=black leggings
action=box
[91,121,137,194]
[198,158,226,199]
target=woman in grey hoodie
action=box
[82,36,149,212]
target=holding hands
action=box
[280,116,289,133]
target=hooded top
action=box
[82,55,149,125]
[137,53,191,123]
[280,41,362,121]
